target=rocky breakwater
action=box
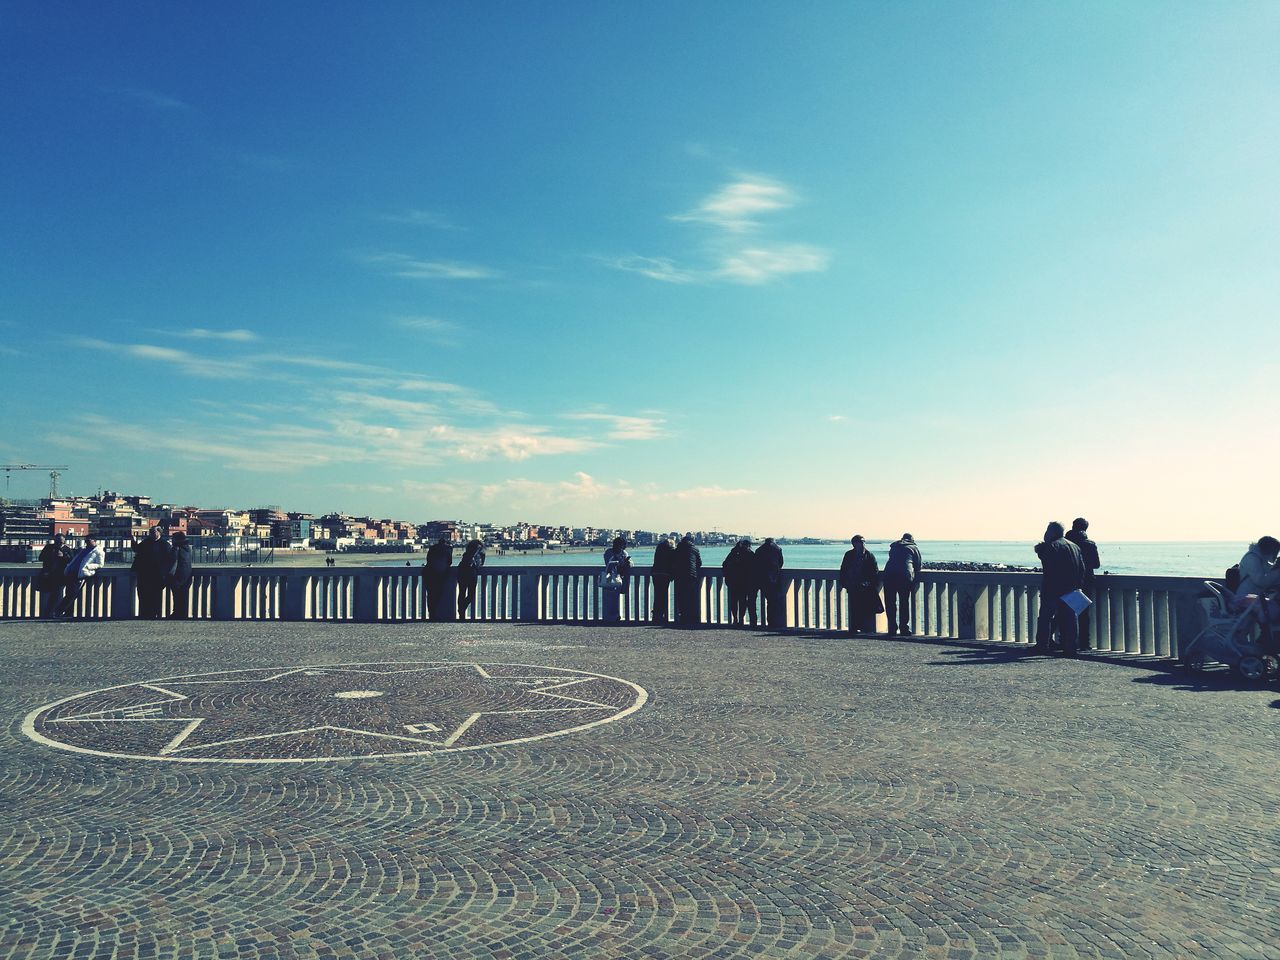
[923,560,1039,574]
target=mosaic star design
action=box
[27,662,647,763]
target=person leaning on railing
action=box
[456,539,486,620]
[166,532,194,619]
[38,534,72,618]
[650,536,677,625]
[1033,522,1085,656]
[56,537,105,617]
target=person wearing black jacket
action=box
[38,535,72,618]
[722,539,757,626]
[132,525,172,619]
[1033,521,1086,655]
[672,533,703,626]
[753,537,785,628]
[423,536,455,621]
[839,535,883,634]
[456,539,486,620]
[166,531,194,618]
[1064,518,1101,651]
[650,536,677,624]
[883,533,922,636]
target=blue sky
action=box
[2,2,1277,539]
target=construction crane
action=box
[1,464,70,498]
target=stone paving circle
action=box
[2,619,1278,959]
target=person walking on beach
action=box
[423,535,454,621]
[600,536,631,623]
[132,525,171,619]
[883,533,922,636]
[56,537,105,616]
[673,533,703,626]
[1033,521,1086,655]
[651,536,677,624]
[840,535,883,634]
[754,537,785,628]
[166,531,194,619]
[722,539,757,626]
[456,539,486,620]
[1065,518,1101,650]
[38,534,72,618]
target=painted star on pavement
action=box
[46,663,618,758]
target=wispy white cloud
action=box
[605,256,695,283]
[716,245,830,285]
[671,485,754,500]
[365,252,497,280]
[379,209,459,229]
[565,412,667,441]
[609,172,829,287]
[672,175,796,232]
[71,337,250,379]
[827,414,847,422]
[394,316,462,345]
[396,378,467,394]
[165,327,258,342]
[106,85,190,110]
[402,473,752,512]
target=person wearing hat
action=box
[839,535,883,634]
[884,533,923,636]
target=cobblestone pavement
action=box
[2,621,1278,960]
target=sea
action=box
[385,541,1245,579]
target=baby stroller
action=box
[1180,581,1274,681]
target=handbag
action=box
[598,568,623,591]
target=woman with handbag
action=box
[600,536,631,623]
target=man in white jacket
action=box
[56,537,105,617]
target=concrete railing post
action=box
[212,571,238,621]
[354,571,379,622]
[282,572,306,621]
[110,572,134,620]
[518,571,540,622]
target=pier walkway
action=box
[3,619,1278,959]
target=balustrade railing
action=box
[0,565,1210,659]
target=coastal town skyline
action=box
[4,4,1277,541]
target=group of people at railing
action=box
[22,523,1279,644]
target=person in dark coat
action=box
[883,533,922,636]
[1034,521,1086,655]
[650,536,677,624]
[166,532,194,619]
[423,536,455,621]
[38,535,73,618]
[1064,518,1101,651]
[132,525,172,619]
[722,539,757,626]
[455,539,486,620]
[753,537,786,628]
[839,535,883,634]
[672,533,703,626]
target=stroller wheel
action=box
[1236,655,1266,682]
[1183,651,1208,672]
